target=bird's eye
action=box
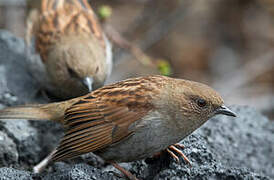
[197,98,207,108]
[67,67,78,78]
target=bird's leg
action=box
[33,149,56,173]
[167,143,192,166]
[111,162,139,180]
[166,148,179,163]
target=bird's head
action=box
[183,80,235,118]
[159,77,236,131]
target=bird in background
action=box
[0,75,236,179]
[25,0,113,100]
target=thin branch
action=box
[113,1,190,64]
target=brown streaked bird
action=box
[25,0,112,99]
[0,75,236,179]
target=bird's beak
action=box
[82,77,93,92]
[215,105,236,117]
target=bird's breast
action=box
[95,110,186,162]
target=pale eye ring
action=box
[197,98,207,108]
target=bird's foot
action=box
[111,162,139,180]
[167,143,192,166]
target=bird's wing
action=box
[35,0,104,61]
[51,87,154,162]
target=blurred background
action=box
[0,0,273,119]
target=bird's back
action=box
[34,0,104,62]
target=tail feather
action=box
[0,105,53,120]
[0,99,78,124]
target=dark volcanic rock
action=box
[0,131,18,167]
[0,168,31,180]
[0,30,273,179]
[42,163,119,180]
[0,120,42,166]
[199,106,274,178]
[0,30,41,105]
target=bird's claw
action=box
[111,162,139,180]
[167,144,192,166]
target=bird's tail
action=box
[0,99,78,124]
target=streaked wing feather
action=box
[52,94,152,162]
[54,132,112,161]
[60,125,112,148]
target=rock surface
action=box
[0,168,31,180]
[0,30,273,179]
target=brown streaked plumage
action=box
[26,0,112,99]
[0,75,236,179]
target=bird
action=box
[25,0,112,99]
[0,75,236,179]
